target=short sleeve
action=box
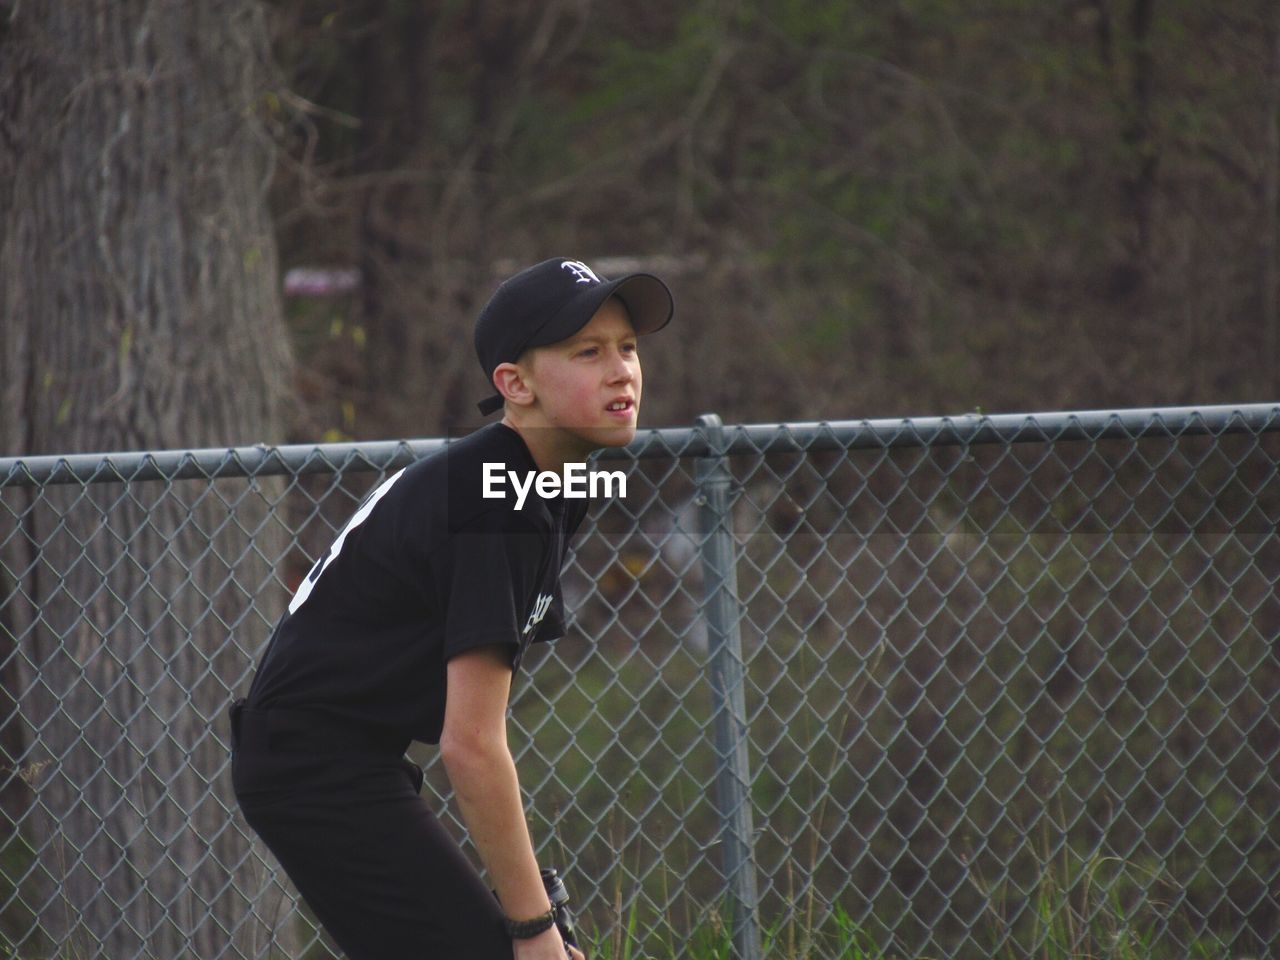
[529,591,565,644]
[436,509,548,662]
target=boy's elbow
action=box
[440,644,516,780]
[439,725,508,780]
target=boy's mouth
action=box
[605,398,635,414]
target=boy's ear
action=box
[492,360,536,407]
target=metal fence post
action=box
[694,413,763,960]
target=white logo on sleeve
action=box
[523,593,554,635]
[561,260,600,284]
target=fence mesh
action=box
[1,404,1277,960]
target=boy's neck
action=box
[499,416,594,474]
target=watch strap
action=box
[505,908,556,940]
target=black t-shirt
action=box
[246,422,588,744]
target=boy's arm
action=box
[441,644,579,959]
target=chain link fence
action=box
[1,403,1278,960]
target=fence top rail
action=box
[2,402,1277,488]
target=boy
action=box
[230,258,673,960]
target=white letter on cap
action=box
[561,260,600,284]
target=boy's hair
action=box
[473,258,673,416]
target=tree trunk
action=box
[0,3,292,958]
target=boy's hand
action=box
[512,924,584,960]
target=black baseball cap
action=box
[474,258,674,415]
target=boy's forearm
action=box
[443,737,551,921]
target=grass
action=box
[971,853,1163,960]
[568,838,1250,960]
[957,820,1245,960]
[581,903,889,960]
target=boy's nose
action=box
[607,354,635,383]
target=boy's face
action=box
[519,297,643,454]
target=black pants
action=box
[229,700,513,960]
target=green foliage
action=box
[0,831,43,959]
[583,900,890,960]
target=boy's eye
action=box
[574,342,637,358]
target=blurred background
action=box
[5,1,1280,458]
[273,0,1280,438]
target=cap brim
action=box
[611,274,674,336]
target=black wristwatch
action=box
[504,907,557,940]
